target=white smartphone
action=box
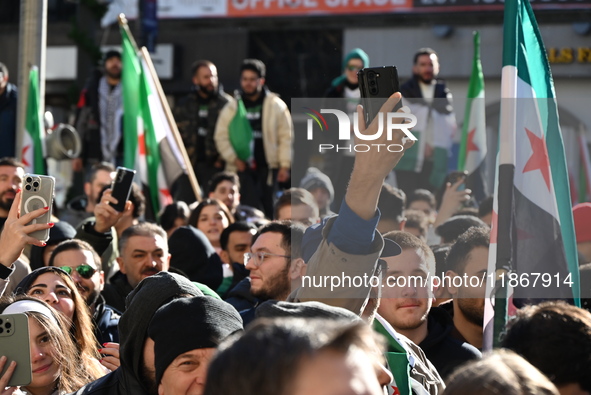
[20,174,55,242]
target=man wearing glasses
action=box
[240,221,305,325]
[49,238,120,347]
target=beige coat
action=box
[214,92,292,172]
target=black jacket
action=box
[173,85,231,167]
[419,306,481,380]
[70,272,203,395]
[400,75,454,115]
[224,277,258,313]
[101,271,134,313]
[93,295,121,345]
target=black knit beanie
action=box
[148,296,243,384]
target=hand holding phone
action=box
[358,66,403,126]
[109,167,136,212]
[0,313,32,387]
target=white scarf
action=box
[98,76,123,163]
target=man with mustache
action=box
[0,157,30,295]
[100,222,171,312]
[174,60,232,200]
[49,239,120,347]
[396,48,456,195]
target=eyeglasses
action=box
[59,265,97,279]
[346,65,362,72]
[244,252,291,267]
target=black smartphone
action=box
[448,171,467,191]
[109,167,136,212]
[358,66,402,126]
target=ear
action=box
[163,253,171,271]
[260,77,266,86]
[219,250,230,264]
[84,182,91,198]
[158,383,164,395]
[446,270,459,296]
[98,271,105,292]
[399,219,407,231]
[289,258,306,280]
[117,257,126,274]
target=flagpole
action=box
[139,47,202,202]
[118,14,202,202]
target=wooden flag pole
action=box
[139,46,202,202]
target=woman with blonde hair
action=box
[0,295,102,394]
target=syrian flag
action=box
[458,31,487,203]
[121,24,187,217]
[22,66,46,174]
[577,126,591,203]
[483,0,580,350]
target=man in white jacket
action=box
[215,59,292,218]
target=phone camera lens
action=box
[0,318,3,325]
[0,327,3,334]
[33,181,39,188]
[25,185,31,191]
[4,322,11,329]
[370,81,376,86]
[26,177,32,183]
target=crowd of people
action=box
[0,46,590,395]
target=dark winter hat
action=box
[299,167,335,205]
[256,300,361,322]
[29,221,77,270]
[148,296,243,384]
[104,50,121,62]
[168,226,224,290]
[343,48,369,70]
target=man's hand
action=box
[433,176,472,228]
[94,189,131,233]
[235,158,247,172]
[346,93,415,220]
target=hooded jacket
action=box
[69,272,203,395]
[419,306,481,380]
[168,226,224,291]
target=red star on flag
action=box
[21,145,30,167]
[138,133,146,156]
[522,128,551,191]
[159,188,173,205]
[467,128,479,152]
